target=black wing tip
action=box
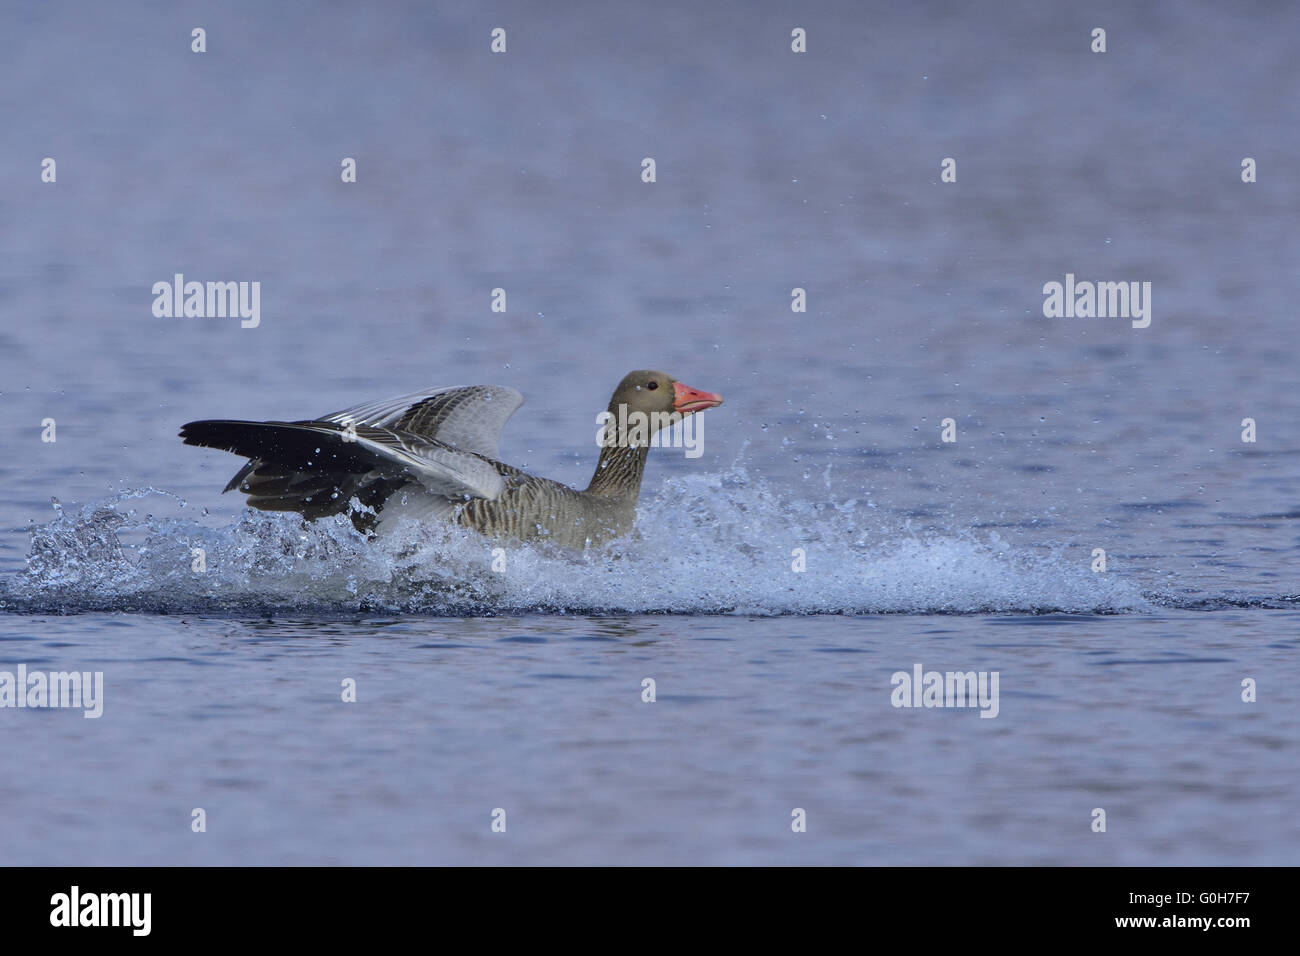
[178,420,275,454]
[179,419,282,444]
[179,420,208,444]
[178,420,232,446]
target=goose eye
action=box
[646,381,659,390]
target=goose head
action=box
[586,370,723,496]
[603,370,723,441]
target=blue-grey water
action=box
[1,0,1297,864]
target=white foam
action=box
[1,467,1151,615]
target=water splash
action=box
[0,466,1155,615]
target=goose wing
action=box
[318,385,524,460]
[180,418,506,501]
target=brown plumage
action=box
[179,370,723,549]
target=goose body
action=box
[179,370,722,549]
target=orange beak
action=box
[672,381,724,414]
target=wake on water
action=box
[0,461,1173,616]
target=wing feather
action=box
[180,419,505,501]
[319,385,524,459]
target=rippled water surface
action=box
[1,1,1297,864]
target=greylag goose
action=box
[179,370,723,548]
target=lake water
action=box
[1,0,1297,865]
